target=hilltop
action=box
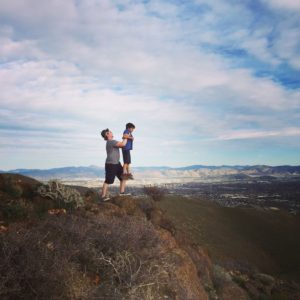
[1,173,300,299]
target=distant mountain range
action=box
[1,165,300,181]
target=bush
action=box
[212,265,232,289]
[37,180,84,210]
[85,189,101,204]
[137,197,155,219]
[2,176,23,198]
[5,184,23,198]
[0,202,27,221]
[0,213,171,299]
[143,186,167,202]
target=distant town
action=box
[1,165,300,214]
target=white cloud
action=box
[217,128,300,140]
[0,0,299,168]
[263,0,300,10]
[272,26,300,70]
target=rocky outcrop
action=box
[157,228,209,300]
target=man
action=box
[100,128,130,201]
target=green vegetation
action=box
[37,180,84,210]
[0,202,28,221]
[159,195,300,280]
[0,175,84,222]
[2,176,23,198]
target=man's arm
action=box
[115,139,127,148]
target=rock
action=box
[219,281,249,300]
[149,207,163,226]
[184,244,213,285]
[48,208,66,215]
[171,248,209,300]
[269,207,280,211]
[0,225,8,234]
[243,281,261,299]
[213,265,232,284]
[253,273,275,286]
[157,228,209,299]
[212,265,250,300]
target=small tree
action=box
[143,186,166,202]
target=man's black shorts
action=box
[105,163,123,184]
[122,149,131,164]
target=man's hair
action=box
[126,122,135,129]
[101,128,109,140]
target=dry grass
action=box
[0,212,172,299]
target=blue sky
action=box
[0,0,300,170]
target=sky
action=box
[0,0,300,170]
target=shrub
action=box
[232,274,247,288]
[0,202,27,221]
[85,189,101,204]
[37,180,84,210]
[2,176,23,198]
[137,197,155,219]
[6,184,23,198]
[0,213,171,299]
[143,186,167,202]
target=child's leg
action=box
[127,164,134,179]
[122,149,126,174]
[127,151,132,174]
[120,179,126,193]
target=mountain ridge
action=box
[1,164,300,181]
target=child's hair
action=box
[126,122,135,129]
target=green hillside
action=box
[159,196,300,281]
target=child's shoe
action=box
[128,173,134,180]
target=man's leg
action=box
[101,182,109,197]
[117,163,128,194]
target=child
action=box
[122,122,135,179]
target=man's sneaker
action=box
[101,196,111,202]
[119,192,131,196]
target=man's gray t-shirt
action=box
[106,140,120,164]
